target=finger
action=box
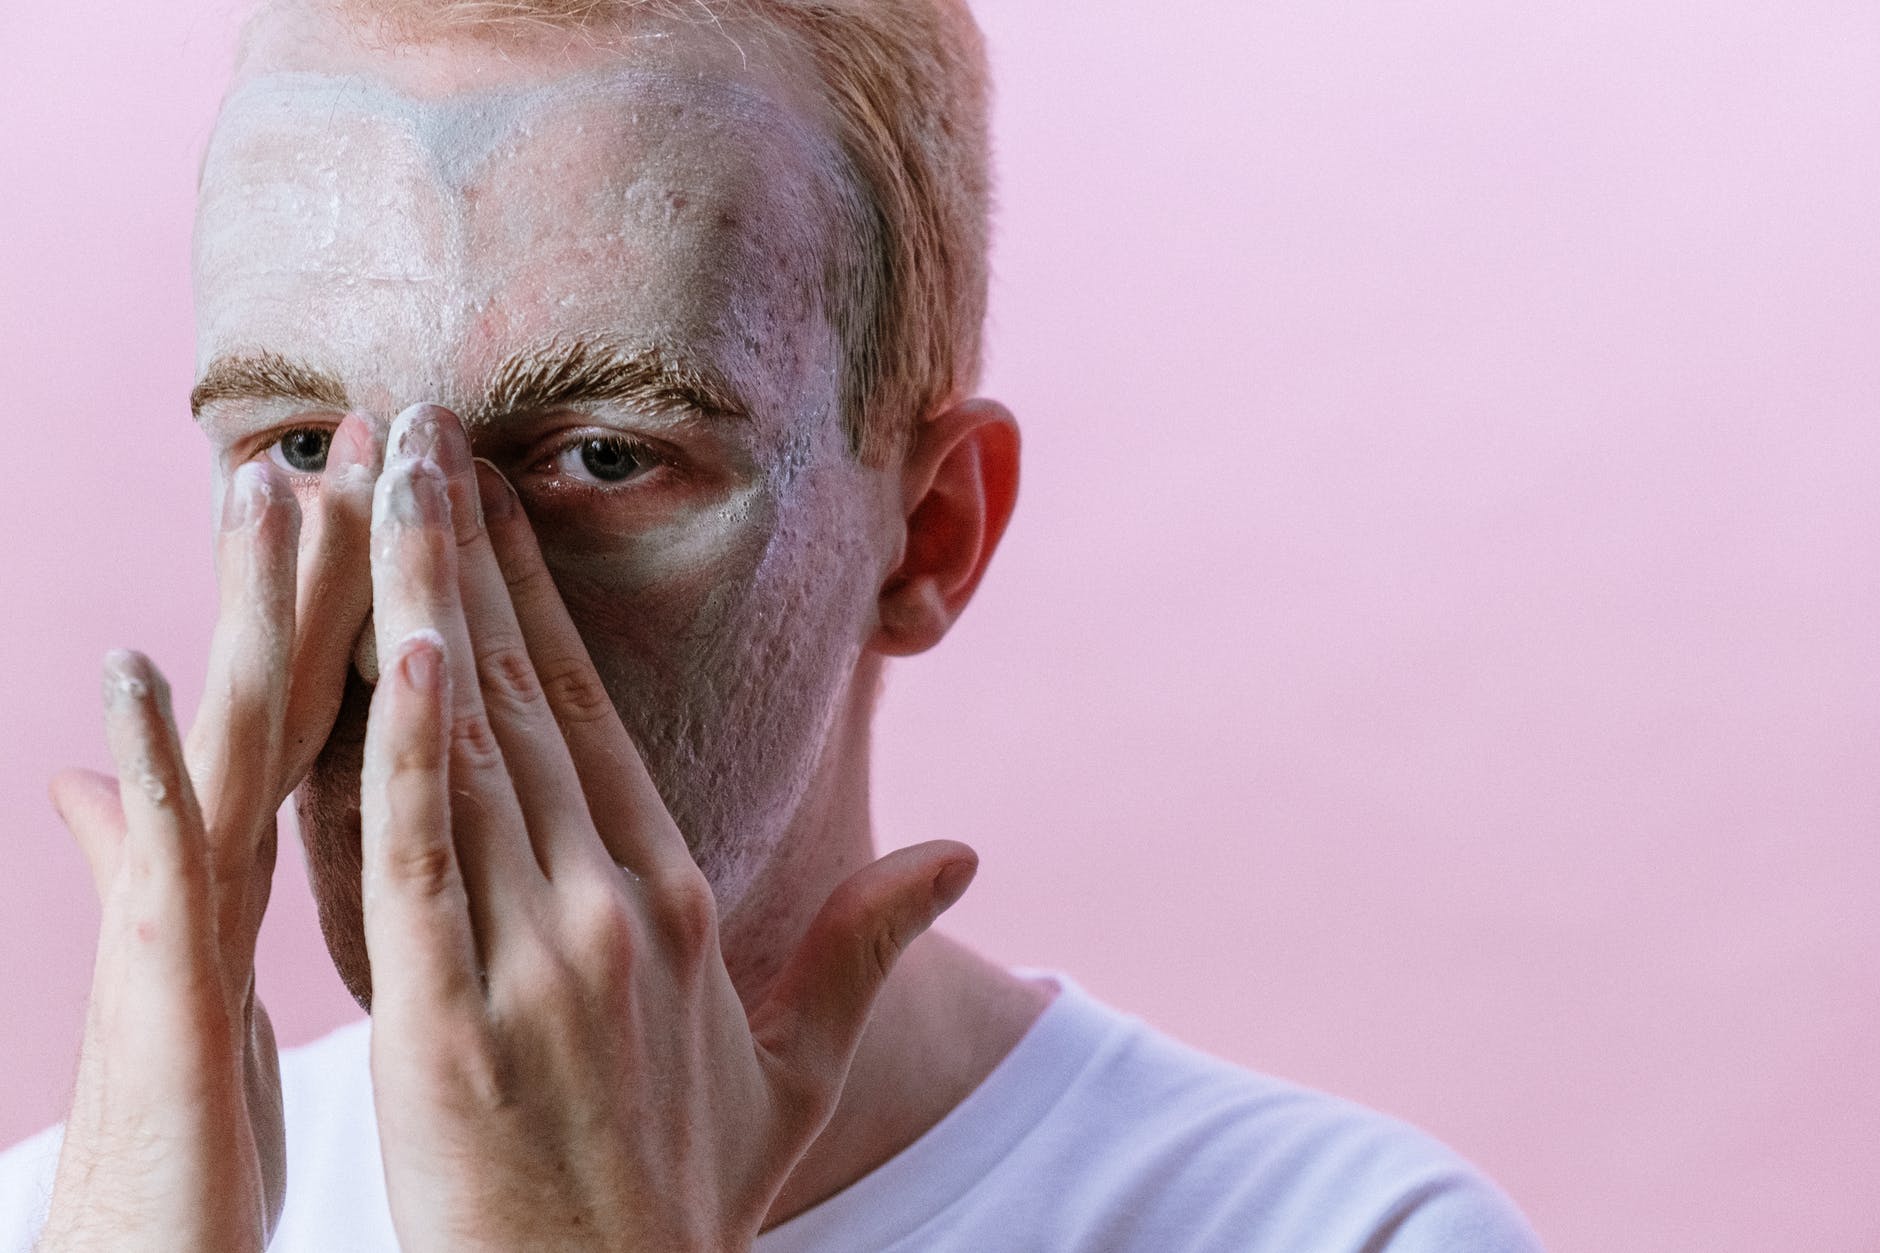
[373,409,540,934]
[185,463,299,982]
[477,462,692,883]
[422,415,600,880]
[752,841,978,1123]
[359,631,482,1018]
[100,651,218,978]
[49,767,125,899]
[281,411,381,783]
[188,461,299,840]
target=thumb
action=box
[753,840,977,1113]
[49,767,127,899]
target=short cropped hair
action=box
[329,0,992,465]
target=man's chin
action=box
[295,667,376,1011]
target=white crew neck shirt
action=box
[0,974,1542,1251]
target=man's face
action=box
[192,13,898,1005]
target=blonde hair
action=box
[332,0,992,465]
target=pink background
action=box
[2,3,1876,1249]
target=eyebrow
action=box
[189,339,749,426]
[190,351,349,418]
[474,338,748,427]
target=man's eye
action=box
[267,427,333,474]
[557,435,652,485]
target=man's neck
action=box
[763,934,1057,1229]
[712,664,1057,1229]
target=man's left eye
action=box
[557,435,652,485]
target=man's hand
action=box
[359,406,976,1251]
[39,417,378,1251]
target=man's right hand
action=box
[37,414,379,1251]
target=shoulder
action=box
[1005,980,1544,1252]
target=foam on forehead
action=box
[214,72,538,191]
[211,58,809,196]
[227,0,992,467]
[196,51,849,430]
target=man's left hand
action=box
[358,405,976,1251]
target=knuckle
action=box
[566,885,638,972]
[384,837,457,899]
[448,711,504,770]
[501,556,557,600]
[477,643,542,709]
[769,1059,836,1131]
[868,922,905,986]
[436,1027,516,1112]
[649,867,719,964]
[391,729,446,774]
[538,660,617,728]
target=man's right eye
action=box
[266,427,334,474]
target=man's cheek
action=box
[546,556,732,677]
[536,514,773,657]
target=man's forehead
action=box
[210,0,831,174]
[204,59,815,204]
[193,33,844,417]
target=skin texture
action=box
[39,4,1049,1247]
[194,15,883,1004]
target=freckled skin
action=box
[194,12,900,1008]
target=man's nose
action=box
[325,409,390,687]
[353,612,380,685]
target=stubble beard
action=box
[294,601,862,1013]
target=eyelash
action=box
[530,431,670,494]
[257,424,670,490]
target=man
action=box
[1,0,1542,1248]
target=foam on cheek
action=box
[642,482,774,589]
[672,430,885,899]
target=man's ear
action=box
[870,398,1021,657]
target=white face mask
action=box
[195,13,898,1006]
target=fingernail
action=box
[100,649,166,716]
[932,859,978,912]
[398,630,445,693]
[474,458,516,521]
[378,458,449,530]
[327,412,381,485]
[390,406,440,463]
[221,461,274,532]
[391,404,470,477]
[101,649,149,705]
